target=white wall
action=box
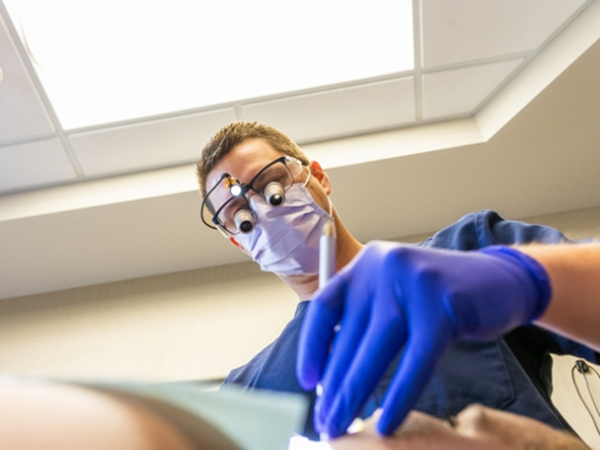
[0,262,298,382]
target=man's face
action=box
[205,138,331,240]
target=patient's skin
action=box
[0,383,589,450]
[330,406,589,450]
[0,382,195,450]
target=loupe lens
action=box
[234,209,254,234]
[265,182,285,206]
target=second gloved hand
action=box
[296,242,552,438]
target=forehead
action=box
[206,138,284,190]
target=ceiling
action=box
[0,0,593,193]
[0,0,599,300]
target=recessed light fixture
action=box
[3,0,414,130]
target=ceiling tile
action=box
[421,0,587,68]
[242,78,416,143]
[0,138,76,193]
[69,108,237,177]
[0,14,54,143]
[422,59,524,120]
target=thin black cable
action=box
[585,365,600,418]
[571,363,600,435]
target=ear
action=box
[308,160,331,195]
[229,237,252,257]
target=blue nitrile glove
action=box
[296,242,552,438]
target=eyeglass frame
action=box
[200,155,307,235]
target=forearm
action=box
[329,406,590,450]
[517,243,600,352]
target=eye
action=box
[253,164,292,193]
[217,196,249,234]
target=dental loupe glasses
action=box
[200,155,305,235]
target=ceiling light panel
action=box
[243,78,416,143]
[421,0,587,68]
[0,138,77,193]
[422,59,524,120]
[0,13,54,143]
[5,0,413,130]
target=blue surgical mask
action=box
[234,176,334,276]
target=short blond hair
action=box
[196,122,310,197]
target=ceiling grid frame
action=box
[0,131,57,150]
[421,50,532,75]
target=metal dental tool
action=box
[317,221,337,441]
[319,222,336,289]
[317,221,364,438]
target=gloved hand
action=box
[296,242,552,438]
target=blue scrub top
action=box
[223,210,598,439]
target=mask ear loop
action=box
[302,168,312,187]
[303,166,333,217]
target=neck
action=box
[277,273,320,301]
[278,213,364,301]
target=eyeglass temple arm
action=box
[200,173,230,229]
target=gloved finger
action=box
[324,314,407,438]
[316,289,371,431]
[297,273,349,391]
[377,333,450,435]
